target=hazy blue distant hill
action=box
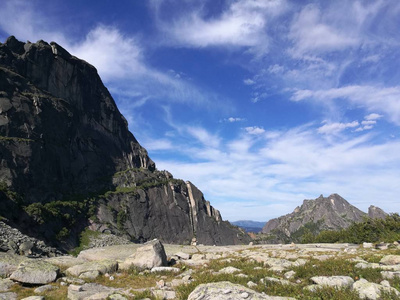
[231,220,266,233]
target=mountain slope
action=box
[0,36,250,249]
[261,194,367,243]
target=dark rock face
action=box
[261,194,366,242]
[0,36,250,249]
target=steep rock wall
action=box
[0,36,250,248]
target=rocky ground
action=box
[1,240,400,299]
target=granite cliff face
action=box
[0,36,249,249]
[261,194,387,243]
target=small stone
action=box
[34,284,56,294]
[108,294,128,300]
[175,252,190,260]
[363,242,373,248]
[156,279,165,288]
[69,284,83,292]
[284,270,296,279]
[19,241,34,255]
[247,281,257,288]
[241,292,249,298]
[79,270,100,280]
[219,266,241,274]
[151,266,180,273]
[21,296,44,300]
[191,253,206,260]
[380,280,390,287]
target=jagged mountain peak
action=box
[261,194,366,243]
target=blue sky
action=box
[1,0,400,222]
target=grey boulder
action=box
[66,260,118,278]
[187,281,296,300]
[310,276,354,288]
[120,239,167,270]
[10,260,59,285]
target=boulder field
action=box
[1,239,400,299]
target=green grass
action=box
[69,228,101,256]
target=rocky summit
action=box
[0,36,250,250]
[261,194,387,243]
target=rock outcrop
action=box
[368,205,388,219]
[0,36,250,249]
[261,194,366,243]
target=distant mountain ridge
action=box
[261,194,387,243]
[231,220,265,233]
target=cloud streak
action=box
[149,121,400,221]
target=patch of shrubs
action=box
[304,214,400,244]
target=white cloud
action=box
[318,121,359,134]
[227,117,245,123]
[154,122,400,221]
[151,0,287,55]
[288,4,359,57]
[245,126,265,135]
[0,0,67,45]
[365,113,383,121]
[243,79,255,85]
[142,139,174,151]
[187,127,221,149]
[361,120,376,126]
[291,85,400,125]
[70,25,146,81]
[268,64,285,74]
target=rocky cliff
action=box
[261,194,387,243]
[368,205,388,219]
[0,36,250,250]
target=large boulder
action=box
[10,260,59,285]
[352,278,400,300]
[45,256,88,269]
[0,292,17,300]
[310,276,354,288]
[119,239,167,270]
[67,283,125,300]
[187,281,296,300]
[0,253,28,277]
[380,255,400,266]
[66,260,118,278]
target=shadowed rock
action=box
[0,36,250,248]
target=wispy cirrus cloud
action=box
[288,3,359,58]
[151,121,400,221]
[291,85,400,125]
[318,121,359,135]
